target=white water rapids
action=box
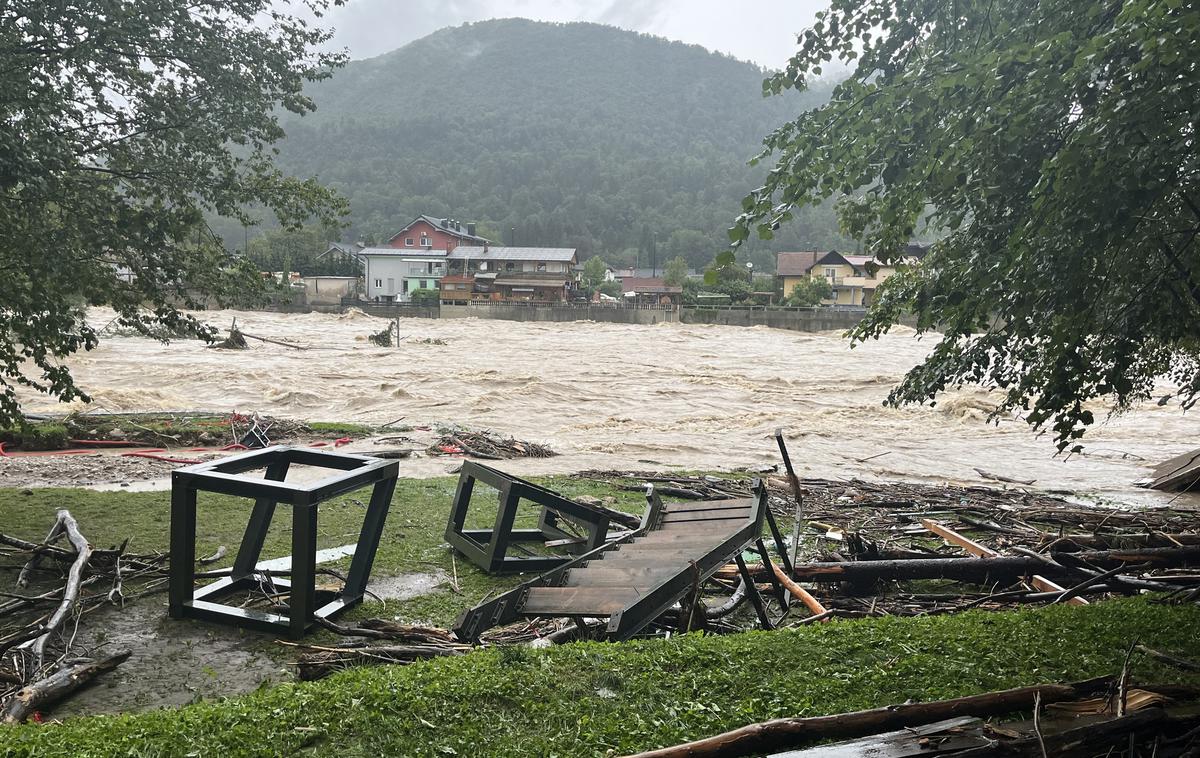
[16,308,1197,506]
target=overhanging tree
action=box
[0,0,347,424]
[730,0,1200,449]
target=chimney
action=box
[467,222,476,237]
[483,242,489,253]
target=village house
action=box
[359,247,448,302]
[440,245,578,303]
[775,246,927,307]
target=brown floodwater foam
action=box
[16,308,1197,507]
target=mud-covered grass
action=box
[0,414,377,450]
[4,598,1199,757]
[0,474,648,627]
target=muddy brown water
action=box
[13,307,1196,507]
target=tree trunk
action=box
[1,650,131,724]
[623,679,1115,758]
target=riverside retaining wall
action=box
[679,306,867,332]
[440,303,678,325]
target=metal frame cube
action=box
[444,461,611,574]
[168,446,398,638]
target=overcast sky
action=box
[313,0,830,68]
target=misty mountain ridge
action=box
[265,18,847,268]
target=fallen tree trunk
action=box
[623,678,1115,758]
[790,546,1200,583]
[1,650,131,724]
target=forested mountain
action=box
[242,19,851,271]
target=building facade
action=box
[360,248,448,302]
[440,246,579,303]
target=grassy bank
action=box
[2,598,1198,756]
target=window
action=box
[420,235,431,247]
[374,278,382,288]
[824,267,837,278]
[537,262,546,271]
[506,262,515,272]
[405,237,414,247]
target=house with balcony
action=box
[441,245,579,303]
[359,247,448,302]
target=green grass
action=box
[2,598,1198,756]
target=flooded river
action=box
[19,308,1197,506]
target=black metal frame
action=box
[444,461,612,574]
[168,446,398,639]
[452,481,769,643]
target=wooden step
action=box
[521,586,643,616]
[660,508,752,524]
[563,566,677,587]
[662,499,754,513]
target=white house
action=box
[358,247,448,302]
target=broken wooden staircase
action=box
[453,480,771,642]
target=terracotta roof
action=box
[775,251,824,276]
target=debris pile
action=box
[571,469,1200,619]
[0,511,175,722]
[428,429,556,459]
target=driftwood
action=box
[21,510,93,670]
[624,678,1117,758]
[1,650,130,724]
[769,562,827,617]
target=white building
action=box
[358,247,448,302]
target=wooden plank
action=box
[564,567,677,587]
[662,499,754,513]
[921,519,1088,607]
[520,586,642,615]
[920,519,993,558]
[661,509,752,524]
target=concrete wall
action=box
[441,303,678,325]
[680,306,867,332]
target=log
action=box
[790,555,1062,583]
[790,546,1200,583]
[922,519,1087,606]
[769,562,827,618]
[1,650,131,724]
[23,510,93,669]
[623,678,1114,758]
